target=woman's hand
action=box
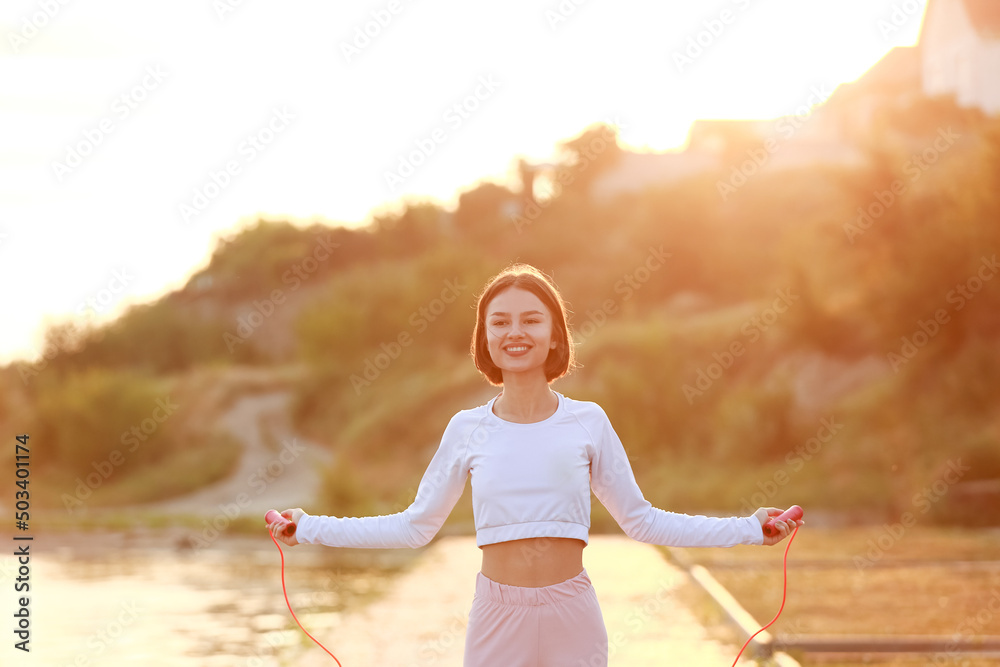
[753,507,804,546]
[268,508,305,546]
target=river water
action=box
[0,531,409,667]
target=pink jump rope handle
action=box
[265,509,296,537]
[762,505,803,538]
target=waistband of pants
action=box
[474,568,592,607]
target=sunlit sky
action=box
[1,0,925,365]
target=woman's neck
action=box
[494,374,557,423]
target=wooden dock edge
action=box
[680,558,802,666]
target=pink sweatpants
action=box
[463,567,609,666]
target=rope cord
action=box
[269,530,343,666]
[730,524,800,666]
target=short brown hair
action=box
[470,263,576,386]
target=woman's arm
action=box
[276,414,473,549]
[589,407,764,547]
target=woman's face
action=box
[484,287,558,382]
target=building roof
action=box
[823,45,921,109]
[856,45,921,93]
[589,150,719,202]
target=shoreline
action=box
[2,524,432,571]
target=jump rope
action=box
[265,510,343,666]
[264,505,803,666]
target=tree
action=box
[554,123,623,196]
[452,181,519,241]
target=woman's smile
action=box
[485,287,557,379]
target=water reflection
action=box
[26,533,406,667]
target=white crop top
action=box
[296,392,764,549]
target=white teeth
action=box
[506,346,528,352]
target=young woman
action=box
[269,263,802,666]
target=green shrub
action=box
[29,368,175,474]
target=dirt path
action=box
[290,535,757,666]
[144,389,333,517]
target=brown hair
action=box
[470,263,576,386]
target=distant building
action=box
[921,0,1000,115]
[821,46,923,136]
[588,149,720,202]
[585,0,998,203]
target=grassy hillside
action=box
[4,105,1000,526]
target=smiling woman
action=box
[266,262,802,665]
[470,263,574,391]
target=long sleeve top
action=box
[296,392,763,549]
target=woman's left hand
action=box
[753,507,804,546]
[268,508,304,546]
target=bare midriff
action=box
[479,536,586,587]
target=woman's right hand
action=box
[269,508,305,546]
